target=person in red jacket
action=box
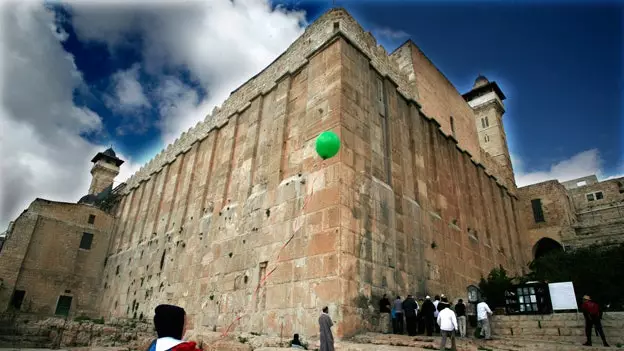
[146,304,201,351]
[580,295,609,347]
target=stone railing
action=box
[492,312,624,345]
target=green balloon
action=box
[315,131,341,160]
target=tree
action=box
[479,265,514,309]
[528,243,624,311]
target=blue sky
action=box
[0,0,622,228]
[63,0,622,174]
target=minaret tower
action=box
[88,148,124,195]
[463,75,515,187]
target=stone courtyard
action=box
[1,313,621,350]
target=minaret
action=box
[88,148,124,195]
[463,75,515,185]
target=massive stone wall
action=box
[338,37,526,336]
[0,200,114,316]
[100,8,526,339]
[389,42,482,163]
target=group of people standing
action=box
[379,294,494,350]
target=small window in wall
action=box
[481,116,489,129]
[450,116,456,138]
[55,295,72,316]
[259,261,268,283]
[531,199,545,223]
[376,78,384,103]
[79,232,93,250]
[586,191,604,202]
[618,181,624,193]
[88,214,96,224]
[11,290,25,310]
[484,135,490,143]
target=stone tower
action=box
[88,148,124,195]
[463,75,515,184]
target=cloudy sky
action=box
[0,0,622,229]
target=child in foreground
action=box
[147,304,201,351]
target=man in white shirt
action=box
[436,297,458,351]
[476,299,493,340]
[433,295,441,334]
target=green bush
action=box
[478,265,514,309]
[528,243,624,311]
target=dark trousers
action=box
[424,316,435,336]
[393,313,404,334]
[585,318,608,345]
[417,314,425,335]
[405,315,417,336]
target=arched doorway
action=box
[533,238,563,260]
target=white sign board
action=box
[548,282,578,311]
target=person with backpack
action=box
[146,304,201,351]
[581,295,609,347]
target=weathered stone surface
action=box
[518,175,624,258]
[492,312,624,345]
[1,6,529,342]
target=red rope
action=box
[221,163,322,336]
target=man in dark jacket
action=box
[379,294,391,334]
[402,295,419,336]
[581,295,609,347]
[455,299,467,338]
[420,295,436,336]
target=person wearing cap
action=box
[420,295,436,336]
[581,295,609,347]
[146,304,200,351]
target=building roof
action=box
[462,75,506,101]
[91,147,124,167]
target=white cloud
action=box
[372,27,409,40]
[106,63,149,112]
[0,2,140,229]
[0,0,306,229]
[67,0,306,145]
[513,149,610,187]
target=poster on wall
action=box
[548,282,578,311]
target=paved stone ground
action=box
[0,332,618,351]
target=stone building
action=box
[518,175,624,259]
[96,8,526,338]
[0,8,531,338]
[0,148,123,316]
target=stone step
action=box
[0,334,52,348]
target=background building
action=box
[519,175,624,259]
[0,149,123,317]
